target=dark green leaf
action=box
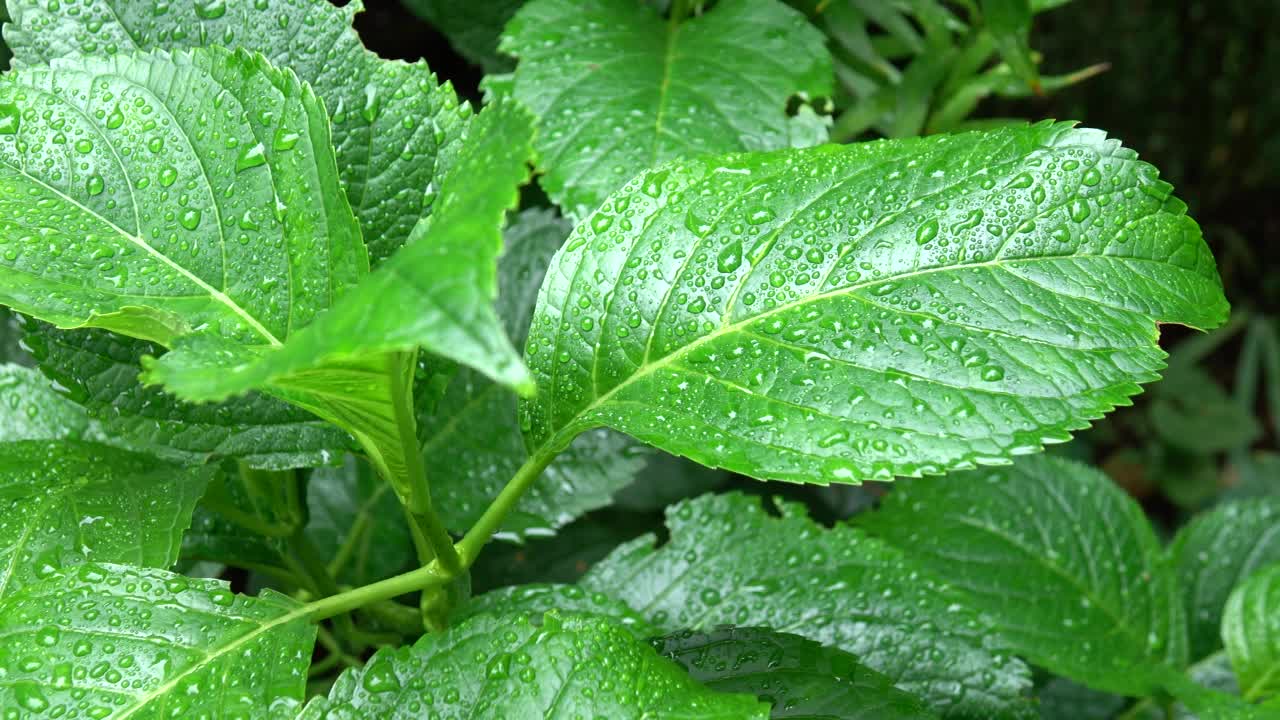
[470,514,653,593]
[0,364,90,441]
[503,0,833,221]
[521,122,1227,484]
[656,626,939,719]
[583,492,1034,719]
[400,0,523,73]
[305,456,414,588]
[1223,563,1280,702]
[0,563,316,717]
[0,440,212,600]
[612,451,730,512]
[981,0,1040,92]
[5,0,470,263]
[1151,365,1261,455]
[0,307,32,365]
[1172,498,1280,660]
[421,208,649,537]
[299,611,768,718]
[860,456,1186,696]
[454,583,658,636]
[1035,678,1126,720]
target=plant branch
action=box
[304,559,453,622]
[455,450,557,567]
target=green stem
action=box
[456,450,557,567]
[386,351,462,575]
[669,0,694,25]
[305,560,453,622]
[314,626,362,669]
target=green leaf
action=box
[1172,499,1280,661]
[0,364,90,441]
[421,208,649,537]
[582,492,1034,720]
[1161,669,1280,720]
[1151,365,1261,455]
[470,514,652,593]
[502,0,833,221]
[5,0,470,264]
[24,325,352,469]
[454,583,658,636]
[981,0,1040,93]
[1036,678,1127,720]
[0,563,316,717]
[612,450,730,512]
[0,440,213,600]
[860,456,1186,696]
[521,122,1227,484]
[1223,563,1280,702]
[304,456,415,588]
[655,626,939,719]
[401,0,523,73]
[299,611,768,718]
[0,307,32,365]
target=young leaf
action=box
[502,0,833,221]
[655,626,939,719]
[0,563,316,717]
[0,364,90,441]
[299,611,768,718]
[5,0,470,263]
[582,492,1034,720]
[521,122,1227,484]
[0,440,213,600]
[454,583,658,636]
[24,325,353,469]
[304,456,415,588]
[421,208,649,537]
[1172,498,1280,661]
[1223,563,1280,702]
[860,456,1187,696]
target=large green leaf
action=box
[5,0,469,264]
[582,492,1034,719]
[1172,499,1280,661]
[0,363,90,441]
[0,563,316,717]
[521,122,1227,483]
[299,611,768,718]
[502,0,833,221]
[656,626,939,719]
[0,440,212,600]
[454,583,658,636]
[24,325,352,469]
[860,456,1186,696]
[1223,563,1280,702]
[421,208,649,538]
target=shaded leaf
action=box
[583,492,1034,719]
[400,0,523,73]
[454,583,657,636]
[0,440,212,600]
[0,563,315,717]
[656,626,939,719]
[503,0,833,221]
[470,514,653,593]
[299,611,767,718]
[1223,563,1280,702]
[521,122,1226,484]
[305,456,414,588]
[0,364,89,442]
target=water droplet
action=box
[0,103,20,135]
[86,174,105,196]
[1081,167,1102,187]
[272,128,300,151]
[716,240,743,273]
[195,0,227,19]
[235,142,267,172]
[179,209,203,231]
[159,166,179,187]
[915,218,940,245]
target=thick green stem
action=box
[305,560,452,622]
[456,450,558,567]
[385,351,461,574]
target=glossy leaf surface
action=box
[0,364,90,441]
[861,456,1186,695]
[522,122,1226,484]
[0,563,316,717]
[0,440,212,600]
[5,0,470,263]
[1223,564,1280,702]
[503,0,833,221]
[582,492,1034,719]
[454,583,657,636]
[656,626,939,719]
[1172,498,1280,660]
[299,611,767,718]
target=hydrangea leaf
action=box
[454,583,658,636]
[1223,564,1280,703]
[521,122,1227,484]
[502,0,833,221]
[0,363,90,442]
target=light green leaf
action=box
[304,456,414,588]
[1223,563,1280,702]
[0,364,89,441]
[1172,499,1280,661]
[299,611,768,719]
[421,208,649,538]
[24,325,352,469]
[521,122,1226,484]
[502,0,833,221]
[454,583,658,636]
[860,456,1186,696]
[656,626,939,719]
[401,0,523,73]
[5,0,470,263]
[0,563,316,717]
[0,440,213,600]
[582,492,1034,719]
